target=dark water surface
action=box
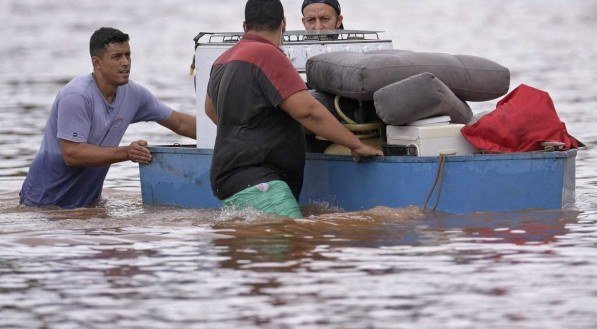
[1,0,596,328]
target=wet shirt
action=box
[20,74,173,208]
[208,33,307,200]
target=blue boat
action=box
[139,146,576,214]
[138,30,577,214]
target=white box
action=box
[386,124,477,156]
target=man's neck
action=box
[92,73,117,104]
[245,30,281,47]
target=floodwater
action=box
[1,0,596,328]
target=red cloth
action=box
[461,84,582,152]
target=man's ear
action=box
[91,56,100,71]
[336,15,344,28]
[282,17,287,33]
[243,21,248,32]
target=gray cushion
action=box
[306,49,510,101]
[374,73,473,125]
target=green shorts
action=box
[222,180,303,218]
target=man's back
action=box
[204,0,382,218]
[208,33,307,200]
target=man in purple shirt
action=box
[20,27,196,208]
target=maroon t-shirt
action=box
[207,33,307,200]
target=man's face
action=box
[302,3,343,30]
[93,42,131,86]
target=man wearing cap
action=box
[204,0,381,218]
[301,0,344,30]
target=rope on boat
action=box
[423,153,448,212]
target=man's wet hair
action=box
[89,27,130,57]
[245,0,284,32]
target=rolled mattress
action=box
[306,49,510,101]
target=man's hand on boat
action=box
[128,140,153,164]
[351,143,383,162]
[280,90,384,162]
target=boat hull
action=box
[139,146,576,214]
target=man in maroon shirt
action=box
[205,0,382,218]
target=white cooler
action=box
[386,122,477,156]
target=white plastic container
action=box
[386,123,477,156]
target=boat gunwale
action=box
[146,145,577,164]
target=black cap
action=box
[301,0,341,15]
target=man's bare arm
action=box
[158,110,197,139]
[60,139,152,167]
[205,94,217,124]
[280,90,383,160]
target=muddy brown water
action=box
[1,1,596,328]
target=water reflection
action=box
[209,208,577,271]
[0,205,591,328]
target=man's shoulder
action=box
[59,76,146,96]
[242,38,279,51]
[218,40,288,67]
[57,75,97,102]
[61,75,94,93]
[243,41,287,62]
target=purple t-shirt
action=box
[20,74,173,208]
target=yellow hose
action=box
[334,95,358,125]
[317,94,382,142]
[333,94,381,133]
